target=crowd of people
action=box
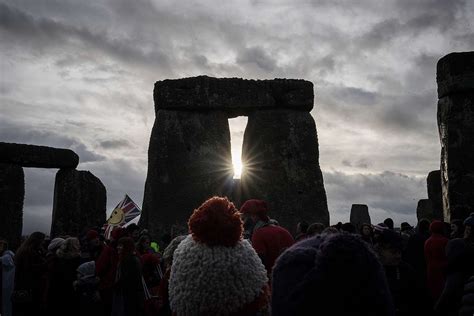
[1,196,474,316]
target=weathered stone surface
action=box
[427,170,443,220]
[0,164,24,249]
[240,110,329,233]
[350,204,371,231]
[154,76,314,114]
[0,142,79,169]
[437,51,474,98]
[51,169,106,237]
[417,199,434,221]
[139,110,234,238]
[438,92,474,222]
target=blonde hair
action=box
[57,237,81,259]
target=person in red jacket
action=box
[425,220,449,302]
[240,199,294,279]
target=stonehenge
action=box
[437,52,474,222]
[350,204,371,231]
[427,170,443,220]
[417,199,435,222]
[140,76,329,236]
[0,142,106,245]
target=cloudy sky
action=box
[1,0,473,234]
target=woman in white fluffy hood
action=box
[169,196,270,316]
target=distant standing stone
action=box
[417,199,434,221]
[350,204,371,231]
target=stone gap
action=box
[228,116,248,179]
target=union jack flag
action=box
[103,194,141,239]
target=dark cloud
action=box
[99,139,132,150]
[236,46,278,73]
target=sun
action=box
[233,157,243,179]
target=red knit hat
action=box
[239,199,270,222]
[430,220,445,234]
[188,196,243,247]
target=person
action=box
[306,222,325,237]
[402,219,430,282]
[12,231,47,316]
[450,219,464,239]
[112,237,145,316]
[400,222,414,249]
[96,227,126,316]
[375,229,430,315]
[169,197,270,315]
[341,222,356,234]
[136,234,153,256]
[126,223,141,243]
[47,237,82,316]
[384,218,395,230]
[458,275,474,316]
[1,239,15,316]
[240,199,294,279]
[360,223,374,244]
[272,233,395,316]
[424,220,449,302]
[73,261,102,316]
[436,212,474,315]
[295,221,309,242]
[81,230,103,263]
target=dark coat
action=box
[113,255,145,316]
[47,256,81,316]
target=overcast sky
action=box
[1,0,473,234]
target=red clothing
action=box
[424,233,448,300]
[95,244,118,290]
[251,224,294,277]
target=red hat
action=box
[430,220,445,234]
[239,199,270,222]
[188,196,243,247]
[86,230,99,241]
[111,227,127,241]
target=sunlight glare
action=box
[228,116,248,179]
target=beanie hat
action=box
[272,233,395,316]
[464,212,474,226]
[77,260,95,278]
[48,238,65,252]
[86,230,99,241]
[240,199,270,222]
[169,196,269,315]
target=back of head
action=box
[240,199,270,222]
[57,237,81,259]
[307,223,325,236]
[272,233,394,316]
[384,218,394,230]
[430,220,445,235]
[15,231,46,265]
[417,219,431,235]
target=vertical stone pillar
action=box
[51,169,106,237]
[140,110,233,238]
[0,164,24,249]
[241,110,329,232]
[350,204,370,232]
[427,170,443,220]
[437,52,474,222]
[417,199,434,221]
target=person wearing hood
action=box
[169,196,270,315]
[239,199,294,279]
[74,261,102,316]
[1,239,15,316]
[47,237,82,316]
[424,220,449,302]
[436,212,474,315]
[272,232,395,316]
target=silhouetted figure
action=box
[295,221,309,242]
[240,199,294,279]
[1,239,15,316]
[384,218,395,230]
[74,261,102,316]
[450,219,464,239]
[458,275,474,316]
[424,221,449,302]
[376,229,430,316]
[112,237,145,316]
[360,223,374,245]
[403,219,430,282]
[47,237,81,316]
[341,222,356,234]
[436,213,474,315]
[272,233,395,316]
[306,222,326,237]
[12,232,47,316]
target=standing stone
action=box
[51,169,106,237]
[437,52,474,222]
[241,110,329,232]
[417,199,434,221]
[427,170,443,220]
[350,204,371,231]
[0,142,79,168]
[139,110,233,238]
[0,164,24,249]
